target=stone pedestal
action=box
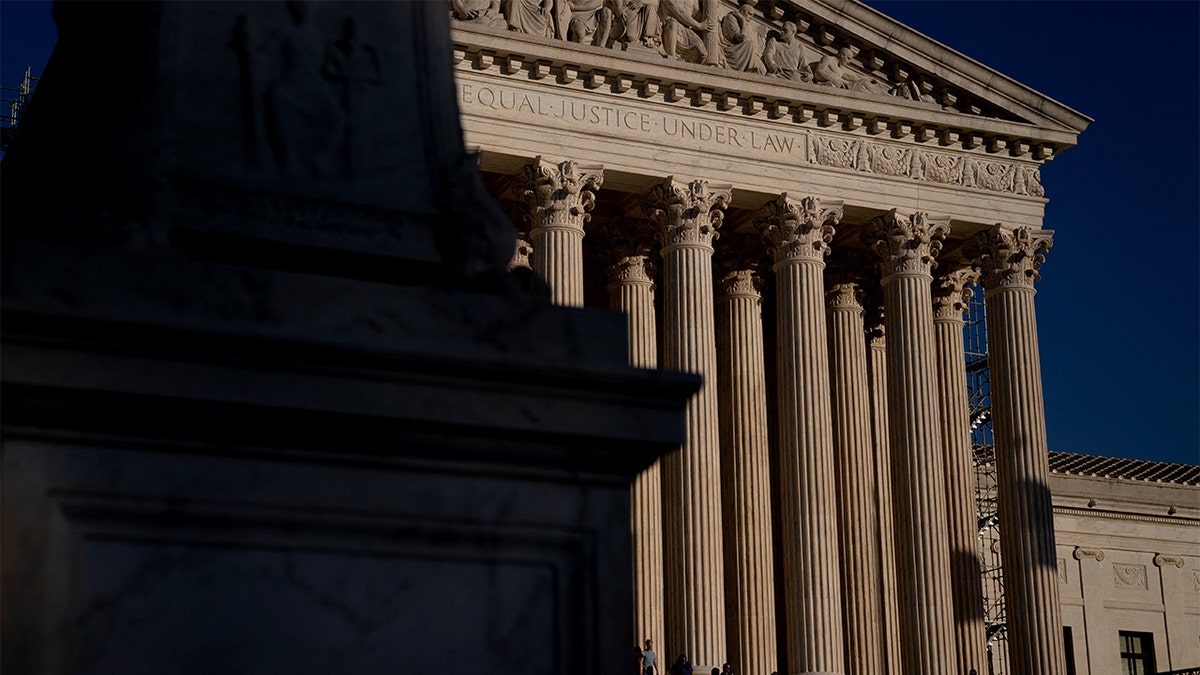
[867,210,956,675]
[932,266,989,675]
[0,5,696,674]
[974,226,1068,675]
[644,178,731,670]
[716,268,777,675]
[757,194,845,675]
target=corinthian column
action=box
[603,230,664,650]
[866,210,956,675]
[643,177,731,671]
[826,278,883,675]
[715,259,777,675]
[863,297,903,675]
[972,226,1067,675]
[756,193,845,675]
[518,157,603,306]
[932,265,988,675]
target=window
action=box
[1063,626,1077,675]
[1119,631,1156,675]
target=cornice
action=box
[452,22,1081,161]
[809,0,1093,137]
[1054,505,1200,527]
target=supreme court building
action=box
[450,1,1091,674]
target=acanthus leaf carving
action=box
[867,209,949,277]
[932,265,980,320]
[755,193,842,264]
[716,268,762,298]
[971,226,1053,290]
[642,177,731,249]
[518,157,604,234]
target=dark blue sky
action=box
[3,1,1196,465]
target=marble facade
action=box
[451,1,1093,673]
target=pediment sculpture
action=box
[450,0,994,116]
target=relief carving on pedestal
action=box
[1113,564,1148,590]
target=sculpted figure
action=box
[556,0,613,46]
[813,46,890,94]
[450,0,507,28]
[506,0,554,37]
[720,0,765,73]
[612,0,662,49]
[763,21,810,81]
[660,0,721,65]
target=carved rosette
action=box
[932,266,980,320]
[519,157,604,233]
[643,177,732,250]
[756,193,842,264]
[826,282,864,311]
[867,210,950,278]
[972,226,1054,290]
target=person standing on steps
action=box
[641,638,659,675]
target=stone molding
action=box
[1054,505,1199,525]
[932,266,980,320]
[973,226,1053,290]
[756,193,842,264]
[519,157,605,232]
[1153,553,1186,569]
[643,177,732,250]
[867,209,949,278]
[1072,546,1105,562]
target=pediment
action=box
[449,0,1091,157]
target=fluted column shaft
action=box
[608,255,664,650]
[520,157,603,306]
[868,211,956,675]
[757,194,844,675]
[716,270,777,675]
[975,227,1066,675]
[866,317,903,675]
[826,283,884,675]
[932,268,988,675]
[645,178,730,670]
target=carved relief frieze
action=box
[808,131,1043,198]
[450,0,1022,123]
[1113,563,1148,590]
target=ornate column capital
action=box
[717,269,762,299]
[608,254,655,284]
[972,226,1053,290]
[932,266,980,320]
[643,177,732,250]
[756,193,842,264]
[508,234,533,270]
[867,209,950,278]
[596,219,657,282]
[519,156,604,232]
[826,282,865,311]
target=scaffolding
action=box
[1,67,39,151]
[966,284,1009,675]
